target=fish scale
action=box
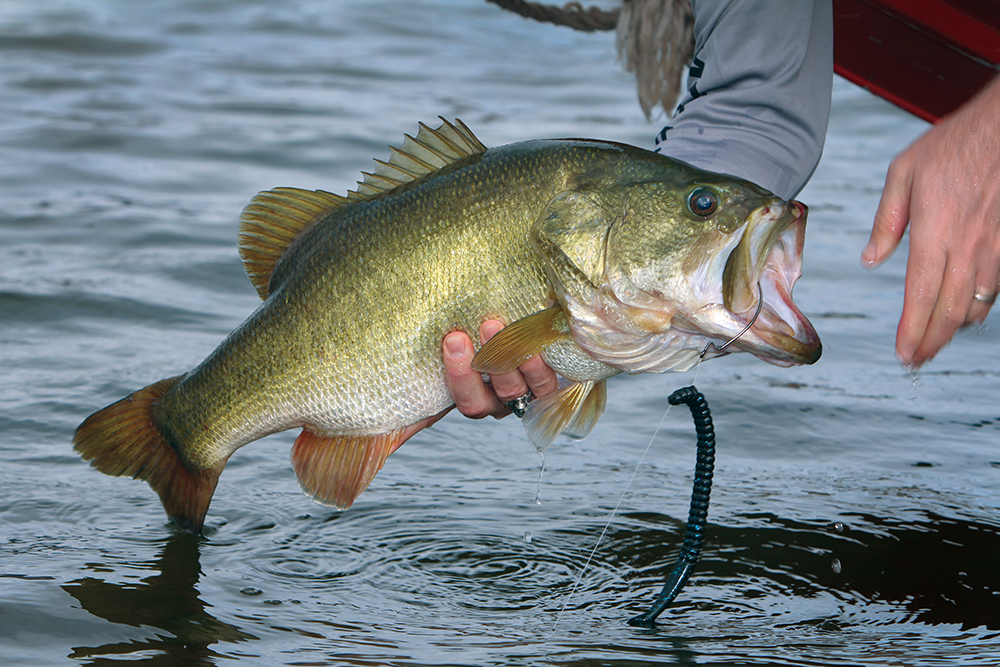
[74,119,820,533]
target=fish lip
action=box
[723,200,822,366]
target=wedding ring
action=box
[504,391,533,418]
[973,288,997,306]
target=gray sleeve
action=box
[653,0,833,200]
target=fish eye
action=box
[687,188,718,217]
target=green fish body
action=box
[75,119,820,531]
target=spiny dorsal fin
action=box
[238,187,348,299]
[347,117,487,201]
[238,119,486,299]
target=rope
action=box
[485,0,619,32]
[486,0,695,118]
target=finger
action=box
[967,259,1000,326]
[909,218,1000,364]
[895,242,946,367]
[443,331,508,419]
[863,155,914,267]
[909,261,972,367]
[478,320,530,403]
[517,354,560,398]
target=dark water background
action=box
[2,1,999,665]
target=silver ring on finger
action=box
[973,288,998,306]
[505,391,533,418]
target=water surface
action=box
[2,1,999,665]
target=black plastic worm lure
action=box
[628,385,715,627]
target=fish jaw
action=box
[557,198,821,374]
[701,200,822,366]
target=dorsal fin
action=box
[238,187,348,299]
[347,117,487,201]
[238,119,487,299]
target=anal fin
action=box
[291,429,404,510]
[522,379,608,454]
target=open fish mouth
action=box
[721,200,822,366]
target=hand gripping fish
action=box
[74,119,821,532]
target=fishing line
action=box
[553,284,759,628]
[699,281,763,359]
[628,385,716,627]
[552,396,674,630]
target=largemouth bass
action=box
[74,119,821,532]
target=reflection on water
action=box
[623,510,1000,632]
[45,503,1000,665]
[2,0,1000,664]
[62,533,254,665]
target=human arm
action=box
[862,75,1000,368]
[432,0,833,428]
[654,0,833,200]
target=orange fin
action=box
[73,376,223,534]
[522,380,607,454]
[291,428,404,510]
[472,307,565,374]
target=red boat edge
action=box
[833,0,1000,123]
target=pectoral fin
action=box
[522,379,608,454]
[472,307,565,374]
[291,428,404,510]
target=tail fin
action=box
[73,376,223,533]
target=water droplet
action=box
[240,587,263,596]
[534,453,545,505]
[831,521,845,533]
[522,532,532,543]
[831,558,842,574]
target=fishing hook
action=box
[700,281,764,358]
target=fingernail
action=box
[444,335,466,359]
[480,320,504,343]
[860,244,877,267]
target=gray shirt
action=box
[654,0,833,200]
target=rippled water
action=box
[2,1,999,665]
